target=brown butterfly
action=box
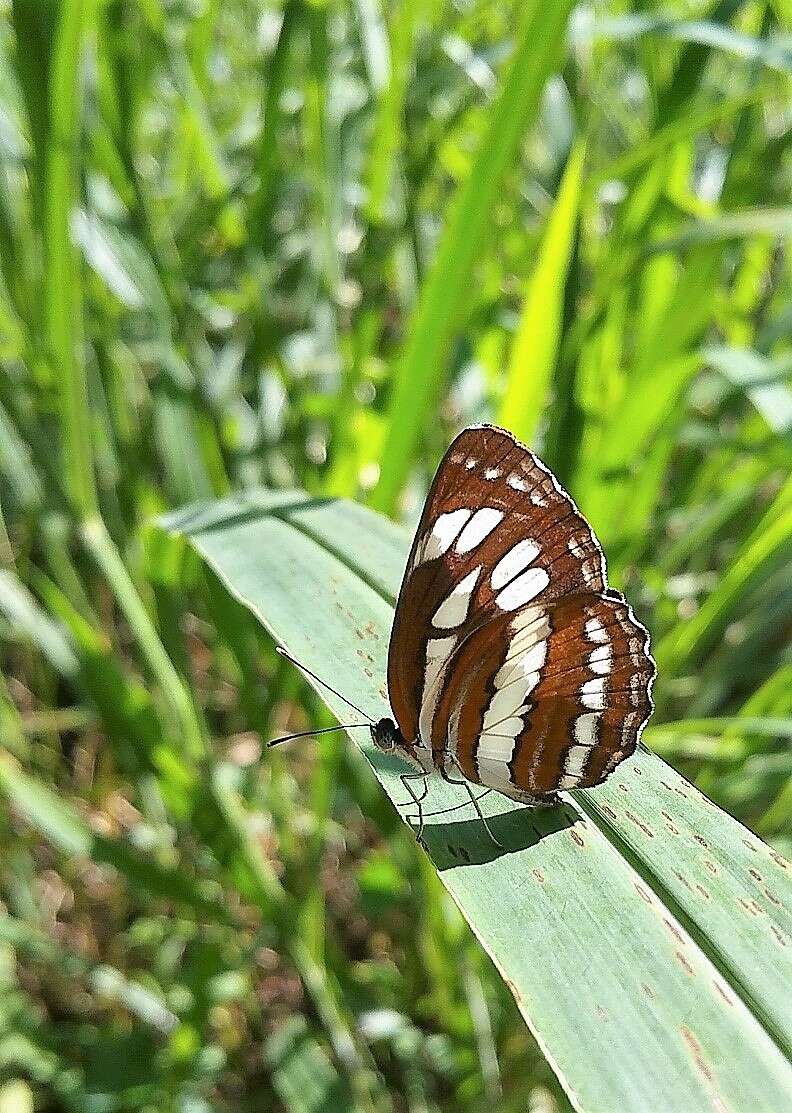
[275,424,655,846]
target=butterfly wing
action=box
[387,423,655,794]
[432,591,655,800]
[388,424,609,750]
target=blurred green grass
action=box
[0,1,790,1111]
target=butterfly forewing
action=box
[387,424,655,798]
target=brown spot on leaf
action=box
[595,1004,609,1020]
[600,804,617,820]
[681,1026,714,1084]
[738,898,759,917]
[693,834,708,848]
[570,830,585,848]
[663,917,685,945]
[742,838,758,852]
[673,869,693,892]
[634,882,653,905]
[764,889,781,907]
[713,980,734,1007]
[617,782,629,793]
[676,951,695,976]
[695,884,710,901]
[770,926,787,947]
[532,868,545,884]
[641,982,655,1000]
[748,868,763,882]
[660,780,673,792]
[703,859,719,876]
[624,809,655,838]
[770,851,789,870]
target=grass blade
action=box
[499,142,585,444]
[371,0,576,513]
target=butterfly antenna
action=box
[275,646,374,724]
[268,722,369,747]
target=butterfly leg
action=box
[400,772,429,846]
[441,757,505,851]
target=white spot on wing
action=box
[495,566,549,610]
[581,676,606,711]
[511,605,548,634]
[484,467,501,480]
[491,538,540,591]
[588,643,612,676]
[568,536,585,559]
[507,472,528,492]
[559,773,581,789]
[418,508,471,563]
[419,636,457,742]
[431,566,481,628]
[455,507,503,554]
[495,639,547,687]
[574,713,599,746]
[483,683,526,728]
[477,756,518,792]
[477,735,516,761]
[465,457,477,470]
[529,491,548,507]
[564,744,590,780]
[501,610,551,677]
[585,617,608,644]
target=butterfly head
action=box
[371,717,404,753]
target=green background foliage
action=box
[0,1,790,1110]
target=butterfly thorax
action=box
[371,718,435,773]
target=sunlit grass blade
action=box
[499,142,585,445]
[648,208,792,253]
[578,13,792,75]
[371,0,576,514]
[657,476,792,669]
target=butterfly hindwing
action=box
[434,592,654,800]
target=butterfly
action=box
[275,424,655,846]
